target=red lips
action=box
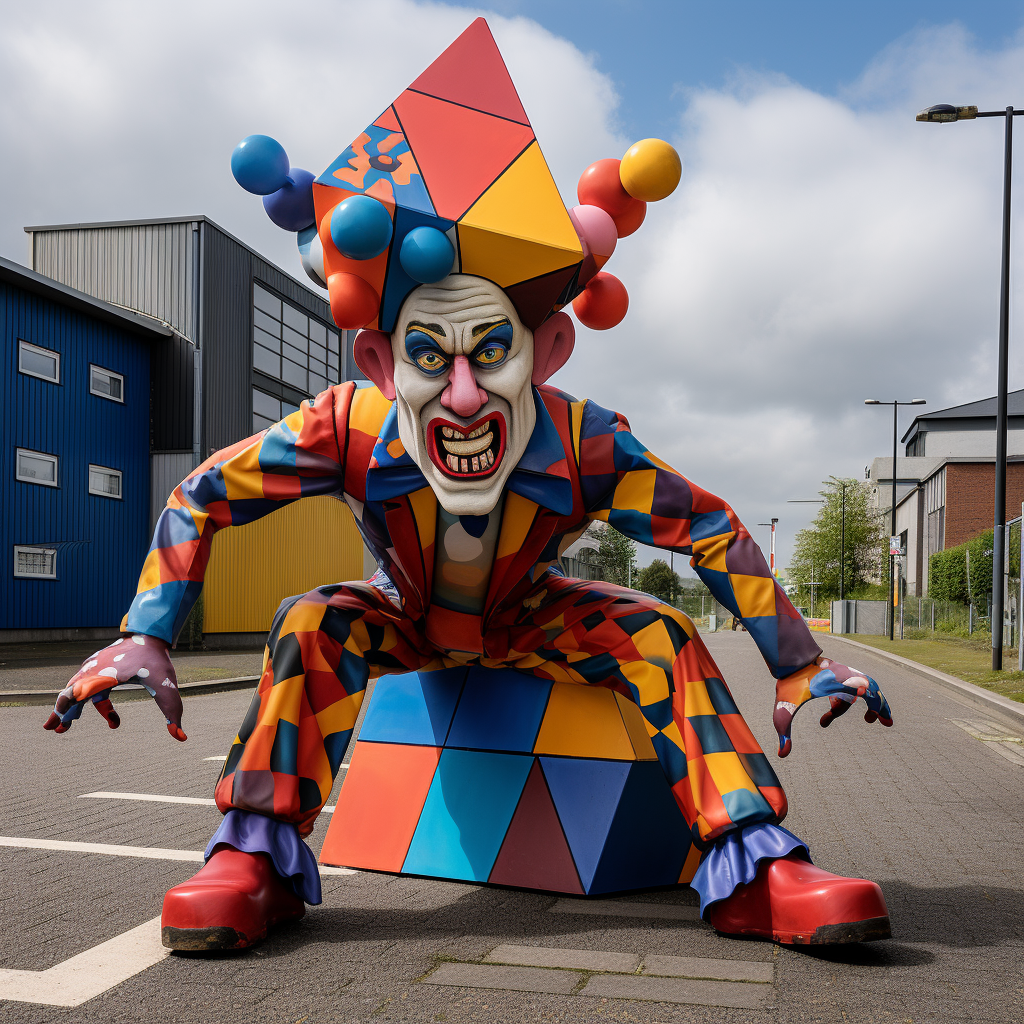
[426,412,507,479]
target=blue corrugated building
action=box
[1,257,173,639]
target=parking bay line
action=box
[80,790,339,812]
[0,835,356,875]
[0,916,168,1008]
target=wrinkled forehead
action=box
[395,275,525,332]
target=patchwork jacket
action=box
[124,382,822,679]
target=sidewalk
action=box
[0,643,264,694]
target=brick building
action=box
[868,390,1024,596]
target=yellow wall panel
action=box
[203,496,366,634]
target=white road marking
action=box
[0,835,355,875]
[0,916,168,1007]
[950,718,1024,767]
[80,790,341,812]
[203,755,227,761]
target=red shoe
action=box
[707,854,890,945]
[161,847,305,951]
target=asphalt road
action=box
[1,630,1022,1024]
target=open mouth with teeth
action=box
[426,413,507,479]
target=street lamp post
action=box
[757,518,779,577]
[864,399,927,639]
[917,102,1021,668]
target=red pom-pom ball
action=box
[578,159,646,237]
[572,272,629,330]
[328,272,380,329]
[612,200,646,238]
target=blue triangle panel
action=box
[589,760,692,894]
[379,205,455,333]
[539,757,630,891]
[402,749,534,881]
[316,124,435,217]
[358,668,467,745]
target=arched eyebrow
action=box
[406,320,446,338]
[471,317,512,338]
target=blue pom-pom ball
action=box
[400,226,455,283]
[263,168,316,231]
[330,195,393,261]
[231,135,290,195]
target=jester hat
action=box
[231,18,682,333]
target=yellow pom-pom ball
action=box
[619,139,681,202]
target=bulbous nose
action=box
[440,355,488,418]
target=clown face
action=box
[391,276,536,516]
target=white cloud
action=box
[4,6,1024,574]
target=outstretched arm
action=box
[577,399,892,755]
[45,383,356,741]
[578,399,820,678]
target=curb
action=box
[824,634,1024,728]
[0,675,259,707]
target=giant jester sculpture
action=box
[45,19,894,951]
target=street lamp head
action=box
[916,104,978,123]
[864,399,880,405]
[911,398,927,405]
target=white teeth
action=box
[447,454,459,471]
[471,456,480,472]
[486,450,495,466]
[442,431,492,456]
[442,426,455,438]
[461,459,468,472]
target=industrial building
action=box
[4,216,369,641]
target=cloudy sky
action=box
[4,0,1024,573]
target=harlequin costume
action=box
[47,18,894,949]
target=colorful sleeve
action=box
[122,384,353,644]
[578,399,821,679]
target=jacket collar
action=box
[365,389,574,516]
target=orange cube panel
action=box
[319,742,440,872]
[533,683,636,760]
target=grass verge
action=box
[839,634,1024,704]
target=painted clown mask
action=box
[354,275,576,516]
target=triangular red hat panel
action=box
[410,18,530,125]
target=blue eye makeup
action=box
[405,329,451,376]
[470,321,513,368]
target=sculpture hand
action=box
[772,656,892,757]
[43,635,186,741]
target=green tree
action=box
[788,477,884,607]
[595,524,637,587]
[636,558,681,603]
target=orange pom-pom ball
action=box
[612,200,646,238]
[619,139,681,202]
[328,272,380,329]
[572,272,628,330]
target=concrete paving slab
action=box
[484,944,640,973]
[549,899,700,921]
[581,972,774,1009]
[641,953,773,983]
[423,962,582,995]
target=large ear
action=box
[531,311,575,385]
[353,329,396,400]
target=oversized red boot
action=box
[161,847,305,951]
[707,854,890,945]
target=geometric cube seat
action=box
[319,666,701,895]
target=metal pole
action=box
[899,558,905,639]
[992,106,1013,669]
[840,483,846,602]
[890,402,898,640]
[1019,502,1024,671]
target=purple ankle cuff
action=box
[205,810,322,905]
[691,823,809,917]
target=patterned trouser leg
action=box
[214,583,445,836]
[489,575,788,847]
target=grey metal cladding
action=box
[151,332,194,452]
[30,222,197,339]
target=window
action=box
[252,387,299,432]
[16,448,58,487]
[253,283,344,395]
[18,340,60,383]
[90,365,124,402]
[14,545,57,579]
[89,464,122,499]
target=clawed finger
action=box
[92,697,121,729]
